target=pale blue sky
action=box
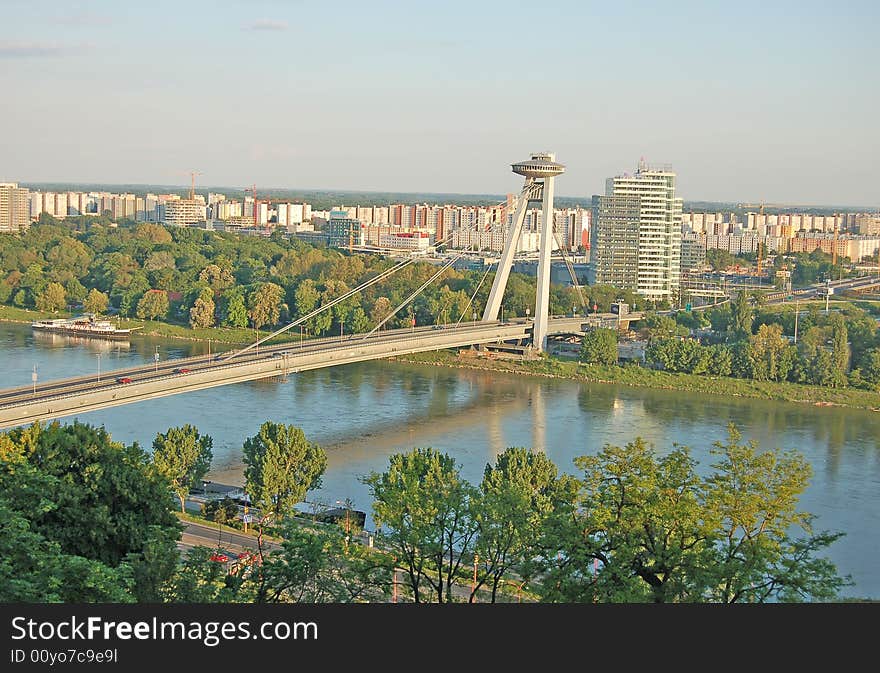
[1,0,877,206]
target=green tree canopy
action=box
[35,282,66,312]
[83,287,110,314]
[580,328,618,365]
[243,422,327,527]
[152,425,214,512]
[536,426,849,603]
[364,447,477,603]
[136,289,169,320]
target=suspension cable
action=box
[362,252,467,338]
[552,229,589,315]
[224,231,459,360]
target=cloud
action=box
[0,41,94,58]
[245,19,289,31]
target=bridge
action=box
[0,153,643,430]
[0,317,591,430]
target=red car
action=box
[174,367,191,374]
[117,377,133,384]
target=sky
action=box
[1,0,878,206]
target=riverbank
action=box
[0,304,306,347]
[392,349,880,412]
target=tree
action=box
[370,297,393,329]
[641,312,687,343]
[199,264,234,293]
[703,425,849,602]
[136,289,169,320]
[859,348,880,389]
[152,425,213,512]
[256,523,391,603]
[83,287,110,315]
[749,323,794,382]
[243,422,327,556]
[731,291,754,339]
[706,249,736,272]
[579,328,618,365]
[536,427,849,603]
[473,448,568,603]
[222,290,248,328]
[189,288,216,329]
[828,313,851,388]
[0,500,133,602]
[35,282,66,312]
[0,422,181,601]
[248,282,284,329]
[363,448,477,603]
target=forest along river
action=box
[2,321,879,598]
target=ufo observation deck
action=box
[511,154,565,178]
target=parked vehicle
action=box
[174,367,192,374]
[117,377,133,384]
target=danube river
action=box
[3,322,879,598]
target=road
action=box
[177,520,280,555]
[0,316,592,429]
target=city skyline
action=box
[1,1,878,206]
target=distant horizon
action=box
[12,180,876,212]
[1,2,877,207]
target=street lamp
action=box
[340,316,345,339]
[525,307,530,321]
[32,364,37,396]
[336,498,352,544]
[473,310,477,326]
[154,346,159,372]
[96,353,101,383]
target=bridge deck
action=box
[0,318,588,430]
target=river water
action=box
[2,322,879,598]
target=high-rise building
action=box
[327,210,363,249]
[161,199,206,226]
[590,161,682,301]
[0,182,30,233]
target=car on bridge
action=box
[117,377,133,384]
[174,367,192,374]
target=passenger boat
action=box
[31,314,140,339]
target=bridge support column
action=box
[483,182,533,322]
[482,153,565,353]
[532,164,556,352]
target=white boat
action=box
[31,314,140,339]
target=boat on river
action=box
[31,314,140,339]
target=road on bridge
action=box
[0,317,587,429]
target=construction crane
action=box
[188,171,202,201]
[175,170,202,201]
[244,185,295,233]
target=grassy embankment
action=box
[0,304,304,346]
[393,349,880,411]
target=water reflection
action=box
[3,321,880,597]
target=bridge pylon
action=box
[481,153,565,351]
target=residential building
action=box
[327,210,364,249]
[161,199,206,226]
[0,182,30,233]
[590,161,682,301]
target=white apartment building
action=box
[161,199,206,226]
[592,161,682,301]
[0,182,30,233]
